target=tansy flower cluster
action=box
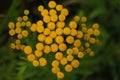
[8,0,100,79]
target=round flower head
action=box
[27,54,35,62]
[63,27,71,35]
[51,43,59,52]
[55,28,63,35]
[55,52,63,60]
[49,9,57,15]
[36,43,44,51]
[22,30,29,37]
[32,60,39,67]
[37,25,44,33]
[35,50,43,57]
[38,34,46,42]
[45,36,53,44]
[74,39,81,47]
[50,14,58,22]
[48,1,56,8]
[66,36,74,44]
[84,34,90,41]
[56,4,63,11]
[78,52,84,58]
[67,54,74,61]
[74,16,80,22]
[44,45,51,54]
[17,17,22,22]
[57,72,64,79]
[71,59,80,68]
[24,9,30,15]
[93,29,100,36]
[41,9,49,16]
[39,57,47,67]
[59,14,66,21]
[67,48,73,55]
[15,27,22,34]
[61,8,69,16]
[38,5,44,12]
[43,28,51,35]
[69,21,77,29]
[50,31,57,38]
[52,60,59,67]
[10,43,16,49]
[52,67,60,74]
[26,21,31,27]
[47,22,55,30]
[73,47,79,54]
[60,57,68,65]
[43,15,50,23]
[56,21,65,28]
[55,36,64,44]
[81,16,87,23]
[89,37,96,44]
[23,16,28,21]
[87,28,93,35]
[59,43,67,51]
[17,34,23,39]
[65,64,73,72]
[9,29,15,36]
[92,23,99,29]
[30,23,37,32]
[70,29,77,36]
[24,46,32,54]
[8,22,15,29]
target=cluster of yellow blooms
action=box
[8,0,100,79]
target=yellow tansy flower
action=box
[39,57,47,67]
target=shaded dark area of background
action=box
[0,0,120,80]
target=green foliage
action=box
[0,0,120,80]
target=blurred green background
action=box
[0,0,120,80]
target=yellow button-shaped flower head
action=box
[30,23,37,32]
[55,52,63,60]
[51,43,58,52]
[15,27,22,34]
[63,27,71,35]
[74,16,80,22]
[17,17,22,22]
[74,39,81,47]
[50,31,57,38]
[56,4,63,11]
[15,39,21,44]
[67,54,74,61]
[81,16,87,23]
[65,64,73,72]
[44,45,51,54]
[55,28,63,35]
[82,26,87,33]
[69,21,77,29]
[47,22,55,30]
[85,42,90,48]
[24,9,30,15]
[93,29,100,36]
[32,60,39,67]
[38,5,44,12]
[87,28,93,35]
[71,59,80,68]
[84,34,90,41]
[70,29,77,36]
[59,43,67,51]
[36,43,44,51]
[49,9,57,15]
[43,28,51,35]
[37,20,43,26]
[16,22,21,27]
[27,54,35,62]
[45,36,53,44]
[9,29,15,36]
[57,72,64,79]
[56,21,65,28]
[89,37,96,44]
[73,47,79,54]
[26,21,31,27]
[35,50,43,57]
[52,67,60,74]
[52,60,59,67]
[66,36,74,44]
[38,34,46,42]
[17,34,23,39]
[92,23,99,29]
[67,48,73,55]
[39,57,47,67]
[55,36,64,44]
[24,46,32,54]
[22,30,29,37]
[41,9,49,16]
[89,51,94,56]
[10,43,16,49]
[37,25,44,33]
[50,14,58,22]
[76,31,83,38]
[48,1,56,8]
[8,22,15,29]
[78,52,84,58]
[59,14,66,21]
[43,15,50,23]
[60,57,68,65]
[61,8,69,16]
